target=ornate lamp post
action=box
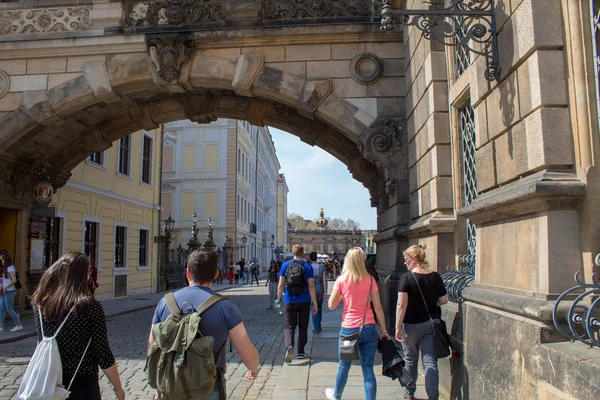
[154,215,175,292]
[203,217,217,253]
[270,240,275,262]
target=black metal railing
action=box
[552,272,600,348]
[167,245,189,289]
[441,254,476,303]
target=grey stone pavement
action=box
[0,279,435,400]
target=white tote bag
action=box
[17,309,91,400]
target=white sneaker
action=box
[0,326,4,332]
[10,325,23,332]
[325,388,337,400]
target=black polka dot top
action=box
[33,300,116,384]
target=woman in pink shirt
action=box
[325,247,390,400]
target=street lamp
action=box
[270,241,275,262]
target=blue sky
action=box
[269,127,377,230]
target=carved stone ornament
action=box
[148,38,193,83]
[371,120,400,153]
[0,7,89,35]
[0,70,9,99]
[265,0,371,19]
[350,52,384,85]
[126,0,226,28]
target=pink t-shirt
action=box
[333,275,376,328]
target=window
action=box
[84,221,99,262]
[238,149,241,173]
[44,218,61,269]
[453,17,471,79]
[237,194,240,220]
[139,229,149,267]
[88,152,103,165]
[459,102,477,272]
[141,135,153,184]
[118,135,131,175]
[115,226,127,268]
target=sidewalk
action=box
[0,279,247,344]
[274,305,441,400]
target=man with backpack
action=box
[250,259,260,286]
[277,244,318,363]
[148,250,259,399]
[309,252,328,334]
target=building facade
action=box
[287,229,367,256]
[161,119,283,268]
[38,128,161,301]
[277,174,289,254]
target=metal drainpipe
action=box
[254,126,259,261]
[156,123,165,293]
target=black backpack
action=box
[285,260,306,296]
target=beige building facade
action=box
[277,174,289,254]
[161,119,282,267]
[0,1,599,398]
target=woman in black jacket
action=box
[31,252,125,400]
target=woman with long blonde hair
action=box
[325,247,390,400]
[396,243,448,400]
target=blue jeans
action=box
[312,295,323,332]
[401,321,439,400]
[333,324,378,400]
[0,290,21,326]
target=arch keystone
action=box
[82,62,121,103]
[232,54,264,97]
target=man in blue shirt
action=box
[149,250,259,399]
[277,244,318,362]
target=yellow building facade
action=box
[49,128,162,300]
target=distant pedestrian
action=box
[88,258,99,296]
[250,259,260,286]
[396,243,448,400]
[228,262,235,284]
[325,247,390,400]
[235,261,241,284]
[309,252,327,334]
[0,249,23,332]
[265,260,279,309]
[30,252,125,400]
[148,250,259,399]
[278,244,318,362]
[217,259,224,284]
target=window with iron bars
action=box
[591,0,600,130]
[459,103,477,273]
[454,17,471,79]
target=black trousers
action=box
[251,272,259,286]
[284,302,310,353]
[67,375,101,400]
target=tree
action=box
[287,214,308,229]
[345,219,360,230]
[328,218,345,230]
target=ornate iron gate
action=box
[460,102,477,272]
[167,244,189,289]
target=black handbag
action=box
[410,272,452,359]
[339,278,373,361]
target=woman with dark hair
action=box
[0,249,23,332]
[31,252,125,400]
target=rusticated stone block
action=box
[26,58,67,74]
[232,54,264,97]
[517,50,567,117]
[494,121,528,185]
[524,108,573,170]
[306,60,350,79]
[9,74,47,92]
[298,79,332,119]
[486,71,520,139]
[286,44,330,62]
[0,60,26,75]
[475,140,496,192]
[241,46,284,62]
[332,43,366,60]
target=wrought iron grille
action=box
[460,103,477,271]
[591,0,600,133]
[454,16,471,78]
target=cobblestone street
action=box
[0,281,290,400]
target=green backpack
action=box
[146,292,226,400]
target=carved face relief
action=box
[131,4,149,23]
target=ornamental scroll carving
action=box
[265,0,372,19]
[0,7,89,35]
[126,0,226,28]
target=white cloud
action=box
[270,128,377,229]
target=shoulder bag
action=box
[410,272,452,359]
[339,277,373,361]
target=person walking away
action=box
[29,252,125,400]
[265,260,279,309]
[250,260,260,286]
[88,258,99,296]
[277,244,318,362]
[217,258,224,284]
[235,261,241,284]
[396,243,448,400]
[309,252,327,334]
[325,247,390,400]
[149,250,259,399]
[228,262,235,284]
[0,250,23,332]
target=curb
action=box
[0,281,251,344]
